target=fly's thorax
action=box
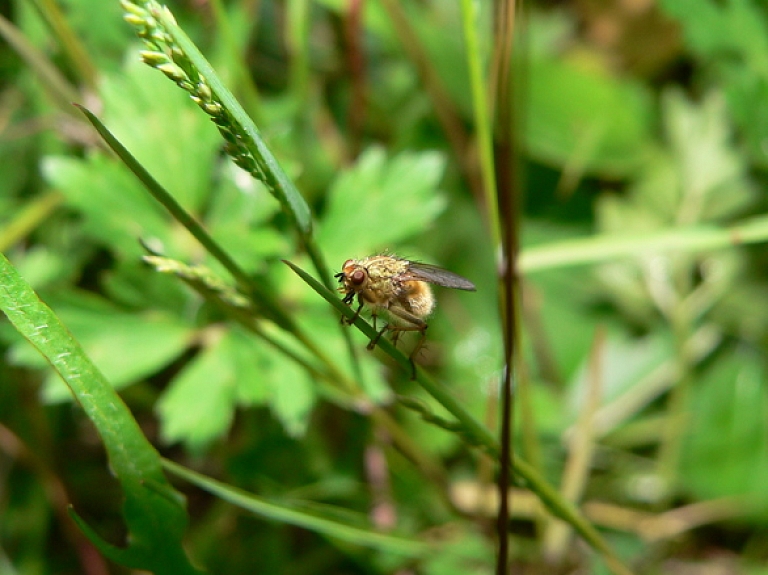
[368,258,413,309]
[342,257,405,300]
[362,256,410,281]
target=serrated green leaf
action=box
[316,147,447,264]
[42,154,173,258]
[76,104,298,332]
[157,330,238,452]
[100,58,221,211]
[157,322,317,447]
[230,326,317,437]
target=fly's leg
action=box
[382,306,429,379]
[408,327,428,359]
[385,324,427,378]
[367,320,389,351]
[348,300,364,324]
[341,293,364,325]
[408,328,429,378]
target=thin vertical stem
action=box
[493,1,520,573]
[345,0,367,158]
[460,0,501,248]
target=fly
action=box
[335,255,476,371]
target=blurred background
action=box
[2,0,768,573]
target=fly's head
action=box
[335,259,368,305]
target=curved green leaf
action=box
[162,458,429,557]
[0,253,203,575]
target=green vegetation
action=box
[2,0,768,573]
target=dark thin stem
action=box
[345,0,366,158]
[493,0,519,573]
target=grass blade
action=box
[0,253,202,574]
[162,459,428,557]
[153,5,312,234]
[520,216,768,273]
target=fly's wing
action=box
[399,262,476,291]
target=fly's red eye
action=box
[351,270,366,285]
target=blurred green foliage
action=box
[2,0,768,573]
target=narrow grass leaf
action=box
[520,215,768,273]
[156,8,313,234]
[162,459,429,557]
[0,253,202,574]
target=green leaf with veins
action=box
[100,59,221,211]
[157,328,238,453]
[4,292,195,402]
[42,154,174,258]
[317,147,447,264]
